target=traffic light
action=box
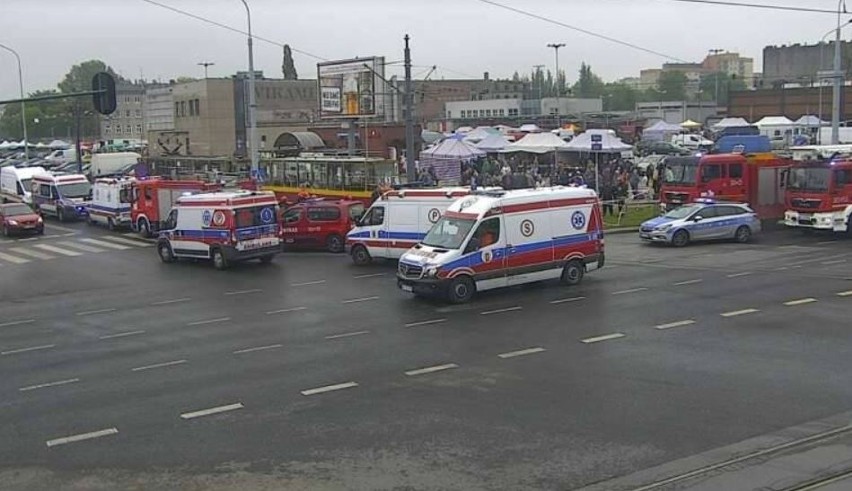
[92,72,116,115]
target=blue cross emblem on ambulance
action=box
[260,207,275,224]
[571,211,586,230]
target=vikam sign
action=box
[317,56,385,119]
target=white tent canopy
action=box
[0,140,11,149]
[755,116,794,127]
[518,123,541,133]
[462,126,499,143]
[48,139,71,149]
[475,133,510,152]
[794,115,825,126]
[501,132,571,154]
[712,117,750,129]
[564,129,633,152]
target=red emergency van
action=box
[280,198,365,252]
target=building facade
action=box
[728,85,852,122]
[636,101,719,125]
[100,83,145,141]
[704,52,754,85]
[763,42,852,85]
[143,84,174,133]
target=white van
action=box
[346,187,499,265]
[88,177,134,230]
[44,148,77,165]
[397,187,605,303]
[1,166,45,205]
[90,152,141,177]
[670,134,713,150]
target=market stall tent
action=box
[642,120,682,142]
[474,133,510,152]
[501,132,571,154]
[419,138,485,182]
[680,119,701,128]
[463,126,499,143]
[712,117,750,130]
[564,129,633,152]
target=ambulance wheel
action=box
[351,245,372,266]
[561,260,585,286]
[259,254,274,264]
[671,229,690,247]
[447,276,475,304]
[734,226,751,243]
[326,234,344,253]
[211,248,228,270]
[157,241,175,263]
[107,217,116,231]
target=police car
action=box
[639,199,761,247]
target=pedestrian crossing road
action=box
[0,234,152,266]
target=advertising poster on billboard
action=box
[317,57,385,119]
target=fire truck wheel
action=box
[326,234,344,253]
[211,248,228,270]
[351,245,372,266]
[734,226,751,243]
[447,276,475,304]
[671,229,690,247]
[560,260,585,286]
[157,241,175,263]
[138,218,151,237]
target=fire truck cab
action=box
[784,156,852,232]
[130,178,220,237]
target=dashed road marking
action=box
[342,296,379,304]
[481,306,523,315]
[233,344,283,354]
[774,267,789,271]
[266,306,307,315]
[33,244,82,256]
[8,247,54,260]
[151,297,191,306]
[180,402,244,420]
[405,363,459,376]
[291,279,326,287]
[581,333,626,344]
[46,428,118,448]
[817,240,838,245]
[1,344,55,356]
[100,236,153,247]
[498,347,546,359]
[784,298,818,306]
[0,250,30,264]
[0,319,35,328]
[721,308,760,318]
[655,320,697,330]
[673,279,703,286]
[301,381,358,396]
[78,238,129,250]
[822,259,847,265]
[405,318,447,328]
[186,317,230,326]
[612,287,648,295]
[131,359,187,372]
[726,272,753,278]
[325,330,370,340]
[550,296,586,304]
[75,308,117,316]
[99,330,145,340]
[19,378,80,392]
[353,273,386,279]
[224,288,263,296]
[58,241,105,253]
[838,290,852,297]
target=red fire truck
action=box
[659,153,790,219]
[783,157,852,233]
[130,178,221,237]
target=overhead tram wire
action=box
[474,0,688,62]
[661,0,843,15]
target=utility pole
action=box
[0,43,29,160]
[832,0,846,144]
[238,0,259,174]
[547,43,566,128]
[404,34,416,183]
[708,49,724,104]
[533,64,545,102]
[197,61,215,79]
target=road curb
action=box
[603,227,638,235]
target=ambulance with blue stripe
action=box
[156,190,282,270]
[87,177,133,230]
[397,187,604,303]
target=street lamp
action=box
[547,43,566,128]
[238,0,259,175]
[197,61,215,79]
[818,20,852,137]
[831,0,848,144]
[0,42,29,160]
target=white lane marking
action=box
[291,279,326,287]
[180,402,244,420]
[233,344,283,354]
[33,244,82,256]
[266,306,307,315]
[131,359,187,372]
[774,266,789,271]
[784,298,818,306]
[0,250,31,264]
[43,223,77,233]
[405,318,447,328]
[655,320,697,330]
[817,240,838,245]
[405,363,459,376]
[1,344,55,356]
[612,287,648,295]
[481,306,523,315]
[78,238,129,250]
[581,333,626,344]
[57,241,105,253]
[301,381,358,396]
[60,232,76,237]
[353,273,385,279]
[14,237,39,242]
[19,378,80,392]
[822,259,847,265]
[673,279,703,286]
[8,247,54,260]
[726,272,753,278]
[325,330,370,340]
[498,347,546,359]
[99,236,153,247]
[721,308,760,317]
[224,288,263,296]
[151,297,191,306]
[550,296,586,304]
[186,317,230,326]
[0,319,35,328]
[342,296,379,304]
[75,308,117,316]
[838,290,852,297]
[99,330,145,340]
[46,428,118,448]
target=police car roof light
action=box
[694,198,716,204]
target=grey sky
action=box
[0,0,844,100]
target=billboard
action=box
[317,57,385,119]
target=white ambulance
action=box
[0,166,45,205]
[156,190,282,270]
[346,186,500,265]
[87,177,134,230]
[396,187,605,303]
[31,173,92,221]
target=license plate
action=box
[400,284,413,292]
[798,214,811,220]
[236,237,279,251]
[640,233,650,239]
[23,224,35,229]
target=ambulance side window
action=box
[50,186,59,199]
[164,209,178,229]
[119,189,131,203]
[466,217,500,253]
[362,206,384,226]
[38,184,51,198]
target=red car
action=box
[280,199,365,252]
[0,203,44,236]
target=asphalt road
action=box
[1,220,851,490]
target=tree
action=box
[699,72,747,105]
[282,45,298,80]
[602,82,639,111]
[572,62,604,98]
[58,60,121,94]
[174,76,197,84]
[657,71,688,101]
[0,90,76,140]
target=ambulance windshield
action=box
[422,217,476,249]
[58,182,92,199]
